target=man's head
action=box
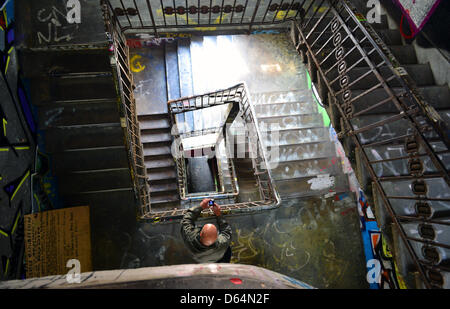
[199,223,218,246]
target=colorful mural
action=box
[358,189,407,289]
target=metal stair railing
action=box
[141,82,280,222]
[102,0,306,34]
[101,1,151,217]
[291,0,450,288]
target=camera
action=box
[208,199,214,207]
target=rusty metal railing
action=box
[141,83,280,221]
[102,1,151,216]
[103,0,305,34]
[291,0,449,288]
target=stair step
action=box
[30,75,117,103]
[44,124,124,152]
[34,98,118,107]
[139,117,171,130]
[350,112,449,145]
[252,91,315,105]
[58,168,132,195]
[60,188,137,230]
[143,145,172,157]
[150,194,180,205]
[267,142,336,163]
[51,146,129,175]
[254,101,318,117]
[38,100,120,128]
[149,182,178,194]
[19,49,112,77]
[147,169,177,183]
[145,157,175,170]
[348,86,450,115]
[271,157,343,180]
[141,131,172,144]
[258,113,324,131]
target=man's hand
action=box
[200,198,211,210]
[212,204,221,217]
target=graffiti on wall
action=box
[358,190,407,289]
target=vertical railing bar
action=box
[220,0,225,24]
[209,0,212,24]
[186,0,189,25]
[241,0,249,24]
[231,0,237,23]
[173,0,178,25]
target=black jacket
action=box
[180,205,232,263]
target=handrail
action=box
[292,0,450,289]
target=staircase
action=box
[134,33,350,205]
[21,49,136,206]
[20,48,138,268]
[139,113,179,211]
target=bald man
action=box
[181,198,232,263]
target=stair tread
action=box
[52,146,129,174]
[44,124,124,152]
[139,118,171,130]
[141,132,172,143]
[143,145,172,157]
[58,168,133,195]
[150,194,180,204]
[39,101,120,128]
[149,182,178,192]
